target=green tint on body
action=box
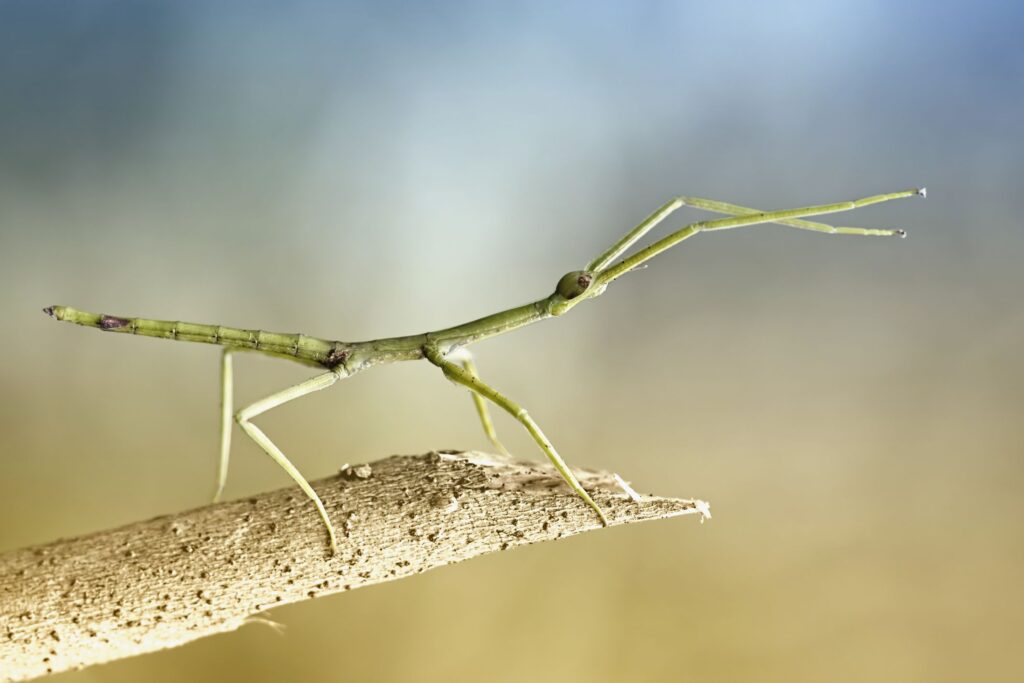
[45,188,925,554]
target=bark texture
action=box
[0,451,709,681]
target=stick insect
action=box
[45,188,924,554]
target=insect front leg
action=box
[672,195,909,236]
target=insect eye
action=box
[555,271,592,300]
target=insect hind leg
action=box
[213,348,238,503]
[233,370,344,554]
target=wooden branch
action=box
[0,450,709,681]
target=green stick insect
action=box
[45,188,924,554]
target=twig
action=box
[0,451,708,681]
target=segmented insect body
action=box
[46,188,923,554]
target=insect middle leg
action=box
[425,346,608,525]
[233,369,344,554]
[446,348,511,457]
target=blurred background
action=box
[1,1,1021,680]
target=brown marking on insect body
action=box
[555,270,592,300]
[324,345,349,370]
[100,315,130,330]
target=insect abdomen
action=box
[44,305,341,367]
